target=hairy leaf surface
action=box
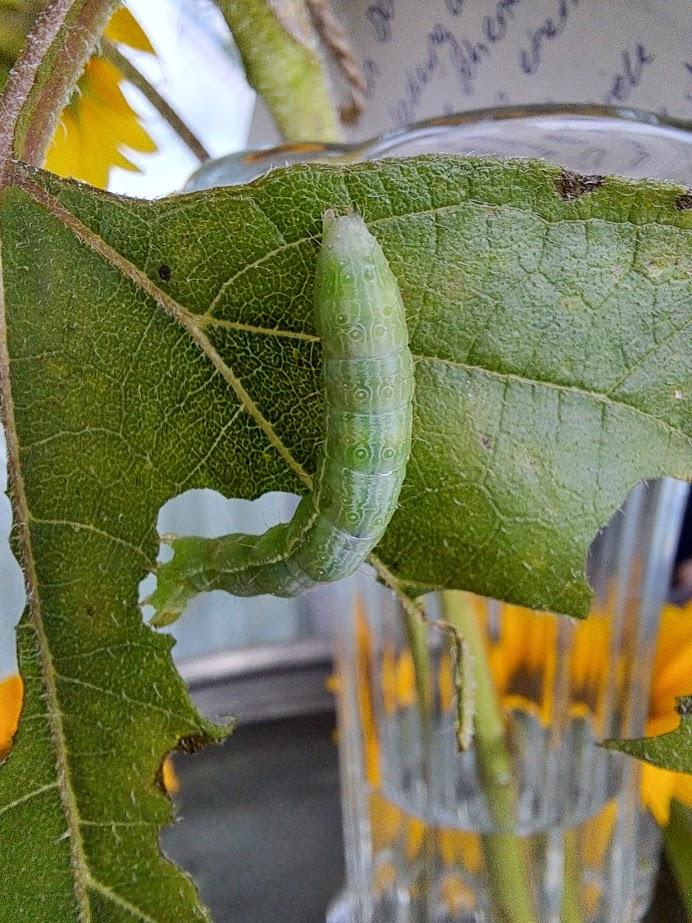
[0,155,690,916]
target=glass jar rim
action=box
[187,102,692,191]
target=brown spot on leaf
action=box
[85,605,95,619]
[674,193,692,211]
[554,170,604,202]
[480,434,493,451]
[153,762,167,794]
[157,264,172,282]
[676,696,692,717]
[176,734,208,755]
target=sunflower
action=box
[340,595,692,861]
[0,3,157,189]
[640,603,692,824]
[479,599,692,823]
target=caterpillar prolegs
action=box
[148,212,414,626]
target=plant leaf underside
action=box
[0,155,689,919]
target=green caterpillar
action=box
[148,211,414,627]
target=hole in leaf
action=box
[145,489,327,660]
[0,430,27,678]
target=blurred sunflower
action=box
[0,2,157,188]
[335,595,692,866]
[436,597,692,825]
[641,603,692,824]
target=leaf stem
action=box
[101,40,211,164]
[441,590,538,923]
[0,0,120,168]
[217,0,342,142]
[0,0,74,168]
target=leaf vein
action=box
[199,315,319,342]
[0,780,59,818]
[413,354,690,444]
[55,672,208,726]
[86,877,158,923]
[14,166,313,489]
[606,314,691,395]
[28,515,154,565]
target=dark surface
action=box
[162,712,344,923]
[163,711,686,923]
[645,855,688,923]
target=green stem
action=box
[217,0,342,142]
[560,829,586,923]
[4,0,119,166]
[101,40,211,163]
[403,601,431,717]
[401,601,434,923]
[441,590,538,923]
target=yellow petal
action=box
[104,7,155,54]
[0,674,23,759]
[396,650,417,709]
[405,814,425,861]
[44,30,157,187]
[641,763,678,826]
[369,792,402,852]
[438,649,455,713]
[161,756,179,795]
[437,827,483,873]
[649,603,692,722]
[580,799,617,866]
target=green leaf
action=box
[0,185,229,917]
[0,154,690,914]
[603,696,692,773]
[17,153,689,618]
[664,801,692,919]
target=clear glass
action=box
[187,104,692,190]
[184,106,692,921]
[329,479,687,923]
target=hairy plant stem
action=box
[101,39,211,163]
[0,0,74,168]
[1,0,119,167]
[441,590,538,923]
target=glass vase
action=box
[328,479,687,923]
[185,106,692,922]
